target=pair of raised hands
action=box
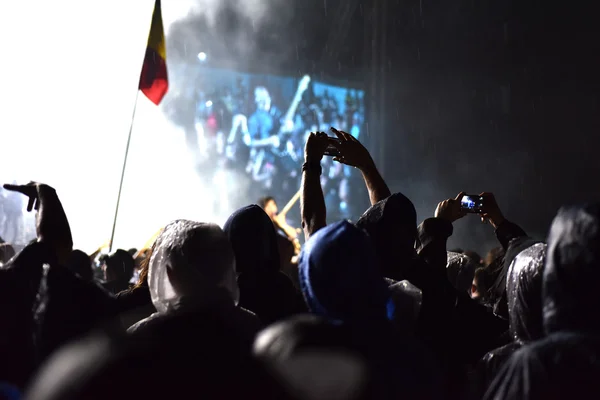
[435,192,505,228]
[304,127,374,170]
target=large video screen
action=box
[0,68,368,251]
[183,67,368,224]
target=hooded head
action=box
[102,249,134,283]
[355,193,417,280]
[223,205,280,276]
[298,221,392,323]
[446,252,478,294]
[506,242,546,344]
[148,220,239,314]
[544,204,600,335]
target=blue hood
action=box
[544,204,600,335]
[298,221,392,323]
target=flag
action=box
[139,0,168,105]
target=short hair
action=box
[258,196,276,209]
[105,249,135,281]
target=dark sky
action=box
[167,0,600,253]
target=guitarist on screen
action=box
[245,76,311,188]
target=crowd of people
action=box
[1,128,598,400]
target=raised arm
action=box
[3,182,73,265]
[300,132,330,240]
[330,128,390,205]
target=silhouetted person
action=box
[128,219,261,339]
[485,204,600,399]
[256,221,444,400]
[223,205,304,325]
[101,250,134,295]
[66,250,94,282]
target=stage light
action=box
[197,52,207,62]
[205,100,213,107]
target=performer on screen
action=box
[245,77,311,189]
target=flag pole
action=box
[109,90,140,252]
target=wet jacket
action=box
[223,205,304,324]
[485,204,600,400]
[129,220,261,340]
[486,221,534,320]
[0,242,118,389]
[477,242,545,393]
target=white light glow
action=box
[198,52,207,62]
[0,1,218,254]
[205,100,213,107]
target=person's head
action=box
[484,247,504,267]
[356,193,418,280]
[148,220,238,313]
[544,204,600,335]
[258,196,278,219]
[102,250,134,283]
[66,250,94,282]
[254,87,271,111]
[223,205,280,276]
[299,221,392,323]
[446,252,477,294]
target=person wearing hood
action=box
[255,220,444,400]
[223,205,305,325]
[100,250,134,295]
[484,204,600,399]
[128,220,261,341]
[476,242,545,396]
[475,193,534,320]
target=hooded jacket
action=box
[356,193,418,281]
[223,205,304,324]
[129,220,260,337]
[446,252,478,293]
[478,242,545,393]
[485,204,600,400]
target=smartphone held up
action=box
[321,127,343,157]
[460,194,485,214]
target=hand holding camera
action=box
[456,192,506,228]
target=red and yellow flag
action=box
[139,0,168,105]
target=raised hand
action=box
[329,127,374,170]
[2,182,49,212]
[304,131,331,162]
[479,192,506,228]
[435,192,468,223]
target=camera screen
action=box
[461,196,483,211]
